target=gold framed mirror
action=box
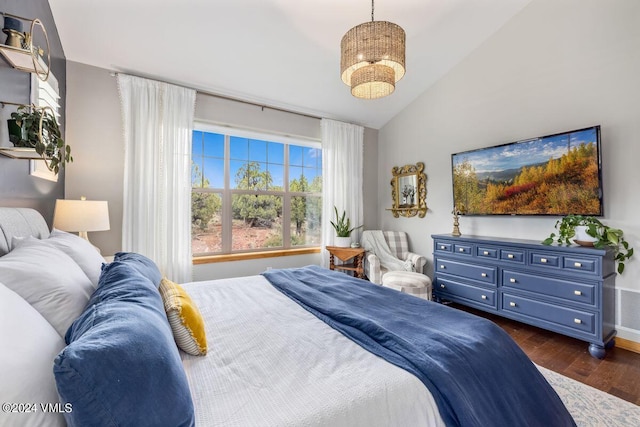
[389,162,427,218]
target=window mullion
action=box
[282,145,291,249]
[222,134,232,253]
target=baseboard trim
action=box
[616,337,640,354]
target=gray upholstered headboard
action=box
[0,208,50,256]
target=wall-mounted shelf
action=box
[0,147,42,159]
[0,43,48,75]
[1,101,44,160]
[0,12,50,81]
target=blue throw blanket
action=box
[262,265,575,427]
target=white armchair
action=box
[362,230,427,284]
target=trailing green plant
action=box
[8,104,72,174]
[330,206,362,237]
[542,214,634,274]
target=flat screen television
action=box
[451,125,603,216]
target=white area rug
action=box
[538,365,640,426]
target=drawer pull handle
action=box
[509,302,517,307]
[440,245,446,250]
[481,273,487,277]
[440,265,445,269]
[574,262,582,267]
[481,295,487,300]
[440,284,446,289]
[574,318,582,324]
[459,248,465,252]
[483,251,489,255]
[574,290,582,296]
[507,254,514,259]
[540,258,547,263]
[509,278,516,283]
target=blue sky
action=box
[192,131,322,189]
[452,127,597,174]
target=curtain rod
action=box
[110,71,322,121]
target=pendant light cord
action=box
[371,0,375,22]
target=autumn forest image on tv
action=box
[452,126,602,215]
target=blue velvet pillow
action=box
[54,260,195,427]
[112,251,162,287]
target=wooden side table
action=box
[326,246,365,279]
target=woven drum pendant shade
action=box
[351,64,394,99]
[340,19,406,99]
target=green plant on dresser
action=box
[542,215,633,274]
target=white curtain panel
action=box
[117,74,196,283]
[321,119,364,267]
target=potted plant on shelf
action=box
[7,104,72,174]
[330,206,362,247]
[542,215,634,274]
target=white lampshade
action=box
[53,197,110,241]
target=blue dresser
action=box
[432,234,617,358]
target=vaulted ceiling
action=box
[48,0,531,129]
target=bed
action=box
[0,207,576,427]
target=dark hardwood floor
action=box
[450,303,640,406]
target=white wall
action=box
[378,0,640,342]
[65,61,379,280]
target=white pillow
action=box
[0,283,66,427]
[35,230,104,287]
[0,243,94,337]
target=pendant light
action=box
[340,0,406,99]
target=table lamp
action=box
[53,197,110,246]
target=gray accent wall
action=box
[0,0,66,225]
[377,0,640,343]
[64,62,122,257]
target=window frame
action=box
[192,122,322,258]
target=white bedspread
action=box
[182,275,444,427]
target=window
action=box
[29,72,60,181]
[191,126,322,256]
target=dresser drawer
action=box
[501,293,596,336]
[436,258,497,285]
[500,249,525,264]
[454,244,473,255]
[436,278,496,308]
[476,246,498,259]
[564,256,598,274]
[530,252,560,268]
[434,241,453,253]
[502,270,596,307]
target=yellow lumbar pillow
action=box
[158,277,207,356]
